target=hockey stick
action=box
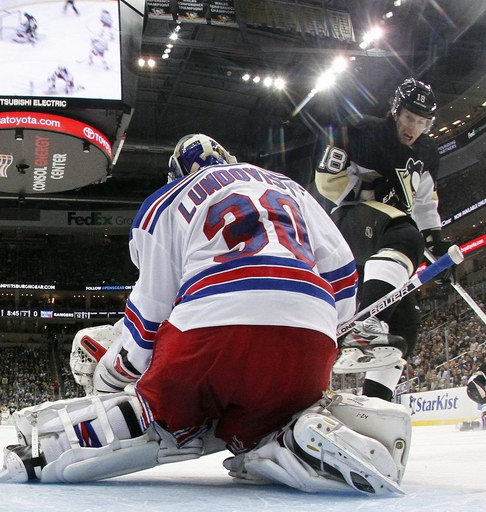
[336,245,464,337]
[424,248,486,325]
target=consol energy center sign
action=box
[0,111,112,194]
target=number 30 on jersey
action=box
[318,145,347,174]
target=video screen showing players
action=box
[0,0,122,101]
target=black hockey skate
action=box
[334,316,407,374]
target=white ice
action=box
[0,0,122,100]
[1,423,485,511]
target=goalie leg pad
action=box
[243,440,352,493]
[229,393,410,496]
[41,436,160,483]
[290,409,404,495]
[2,389,223,483]
[325,392,411,483]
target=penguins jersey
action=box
[315,115,442,231]
[114,163,358,374]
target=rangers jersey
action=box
[315,115,441,231]
[115,163,358,374]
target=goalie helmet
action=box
[391,78,436,130]
[168,134,237,182]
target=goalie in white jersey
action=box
[94,133,358,450]
[1,135,413,496]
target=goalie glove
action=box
[70,320,123,395]
[92,348,141,394]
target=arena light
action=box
[330,56,349,73]
[162,54,169,60]
[253,75,261,84]
[368,26,384,42]
[315,71,336,91]
[147,58,156,68]
[360,25,384,49]
[169,32,178,41]
[274,77,286,89]
[138,58,145,67]
[242,73,250,81]
[263,76,273,87]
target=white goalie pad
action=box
[243,441,352,493]
[333,346,406,374]
[2,389,225,483]
[70,319,123,394]
[231,392,410,496]
[325,392,411,483]
[289,410,404,495]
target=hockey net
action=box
[0,9,22,40]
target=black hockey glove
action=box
[422,229,455,285]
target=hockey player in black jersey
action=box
[467,362,486,406]
[315,78,451,401]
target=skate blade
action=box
[309,425,405,496]
[333,347,405,374]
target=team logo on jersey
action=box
[0,154,13,178]
[394,157,424,213]
[365,226,373,238]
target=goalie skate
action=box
[290,411,404,495]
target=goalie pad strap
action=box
[118,401,143,438]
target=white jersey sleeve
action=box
[300,191,358,327]
[411,171,441,231]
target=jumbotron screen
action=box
[0,0,122,101]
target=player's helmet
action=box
[391,78,436,124]
[168,134,237,182]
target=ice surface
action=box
[1,424,485,511]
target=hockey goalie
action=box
[1,344,412,496]
[1,134,412,495]
[13,12,38,45]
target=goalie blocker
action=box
[0,390,411,496]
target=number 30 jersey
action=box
[315,115,441,231]
[118,163,358,373]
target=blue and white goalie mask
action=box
[168,134,237,182]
